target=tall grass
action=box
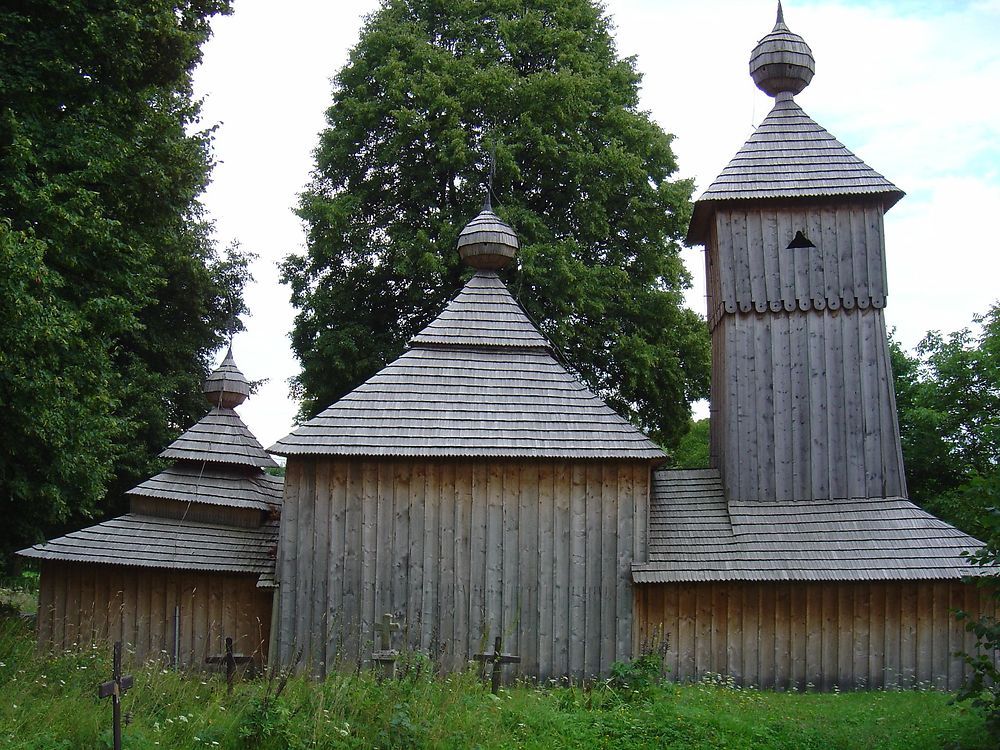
[0,617,991,749]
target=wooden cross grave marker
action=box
[205,636,254,695]
[473,636,521,694]
[97,641,134,750]
[372,613,401,679]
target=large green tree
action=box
[285,0,709,447]
[0,1,248,562]
[890,304,1000,539]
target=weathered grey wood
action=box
[294,459,316,665]
[583,463,601,676]
[420,463,439,652]
[635,581,997,690]
[568,463,587,677]
[391,463,411,635]
[469,461,488,656]
[484,463,503,651]
[438,461,456,667]
[454,461,472,666]
[615,464,634,663]
[553,463,571,676]
[600,464,617,670]
[537,463,554,675]
[501,463,520,667]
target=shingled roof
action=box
[687,97,904,245]
[272,270,664,460]
[18,514,276,576]
[128,464,282,511]
[160,408,279,469]
[633,469,988,583]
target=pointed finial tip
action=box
[750,0,814,97]
[482,191,493,212]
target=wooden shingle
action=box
[634,469,989,583]
[18,514,277,576]
[632,469,988,583]
[687,97,904,245]
[160,407,279,468]
[271,271,664,460]
[127,464,282,511]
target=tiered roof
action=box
[271,204,664,462]
[20,350,280,583]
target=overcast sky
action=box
[191,0,1000,450]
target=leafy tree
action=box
[890,305,1000,538]
[285,0,709,447]
[670,418,710,469]
[954,481,1000,739]
[0,1,247,563]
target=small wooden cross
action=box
[97,641,134,750]
[205,636,253,695]
[372,613,402,679]
[473,636,521,694]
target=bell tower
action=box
[687,3,907,503]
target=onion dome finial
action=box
[202,345,251,409]
[750,1,815,98]
[457,192,519,270]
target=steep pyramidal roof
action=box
[410,271,550,349]
[687,5,902,245]
[160,408,278,469]
[273,200,665,461]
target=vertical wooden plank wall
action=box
[36,562,271,668]
[635,581,996,690]
[707,203,906,503]
[274,458,651,680]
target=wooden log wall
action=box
[705,202,905,502]
[705,203,888,328]
[274,458,651,679]
[635,581,996,690]
[35,561,271,668]
[710,307,905,502]
[130,497,265,528]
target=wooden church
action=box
[20,5,995,688]
[20,350,279,666]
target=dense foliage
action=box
[671,418,710,469]
[285,0,709,448]
[890,304,1000,540]
[956,496,1000,741]
[0,1,247,563]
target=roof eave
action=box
[686,189,906,247]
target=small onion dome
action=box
[750,1,815,98]
[203,346,251,409]
[457,194,519,270]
